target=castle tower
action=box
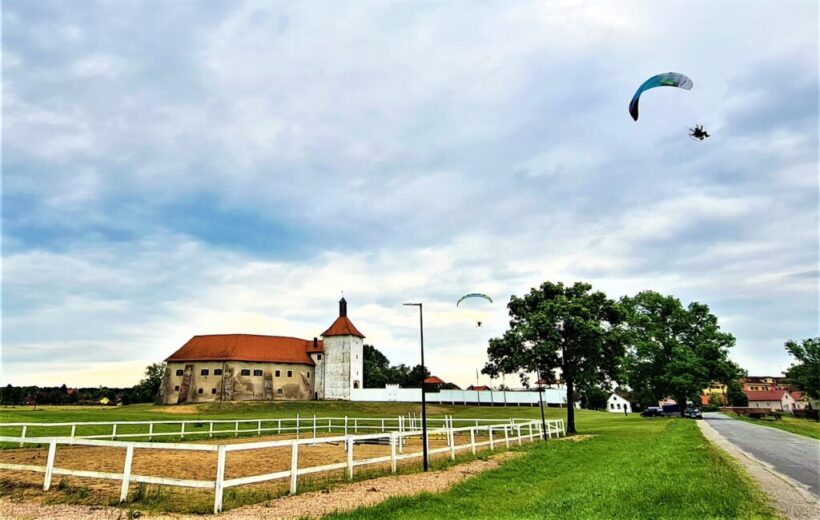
[314,297,365,400]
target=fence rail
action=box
[0,415,565,514]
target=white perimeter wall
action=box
[351,387,568,405]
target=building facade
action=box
[157,298,364,404]
[607,393,632,413]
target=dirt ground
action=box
[0,430,494,507]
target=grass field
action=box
[724,411,820,440]
[0,402,776,518]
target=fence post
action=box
[289,441,299,494]
[390,432,397,473]
[398,416,403,453]
[296,414,300,440]
[148,422,154,441]
[449,421,456,461]
[70,424,76,440]
[209,422,214,439]
[354,418,358,434]
[470,428,476,455]
[119,444,134,502]
[235,420,239,438]
[19,425,26,447]
[561,419,566,436]
[278,418,281,435]
[517,425,523,446]
[181,422,185,440]
[42,439,57,491]
[313,415,317,442]
[381,419,385,433]
[112,423,118,440]
[347,437,354,480]
[328,418,332,433]
[489,427,494,451]
[344,416,348,437]
[214,445,226,514]
[504,426,510,448]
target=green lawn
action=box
[724,411,820,440]
[327,415,776,520]
[0,403,776,518]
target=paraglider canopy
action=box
[629,72,693,121]
[456,293,493,306]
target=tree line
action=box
[1,363,165,406]
[482,280,817,434]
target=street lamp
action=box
[403,302,429,471]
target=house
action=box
[741,376,789,392]
[466,385,492,391]
[744,390,796,411]
[700,383,727,405]
[607,393,632,414]
[158,298,365,404]
[789,391,808,410]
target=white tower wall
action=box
[321,335,363,400]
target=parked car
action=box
[684,407,703,419]
[640,407,666,417]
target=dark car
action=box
[640,407,665,417]
[684,407,703,419]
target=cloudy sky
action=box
[2,1,817,389]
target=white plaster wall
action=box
[350,387,568,404]
[321,335,363,400]
[607,395,631,413]
[310,352,325,400]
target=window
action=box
[211,388,217,394]
[317,354,322,360]
[617,403,621,409]
[241,369,251,376]
[201,369,209,376]
[277,388,283,395]
[198,388,203,394]
[307,372,310,378]
[214,369,223,376]
[174,385,180,391]
[176,369,184,376]
[610,403,614,409]
[287,370,293,378]
[356,354,358,359]
[275,370,281,377]
[254,369,263,376]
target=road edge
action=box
[698,419,820,519]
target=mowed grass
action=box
[327,416,776,520]
[724,411,820,440]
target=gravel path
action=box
[699,417,820,520]
[0,451,521,519]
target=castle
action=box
[158,298,365,404]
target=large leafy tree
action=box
[483,281,627,434]
[621,291,738,414]
[784,337,820,400]
[363,345,430,388]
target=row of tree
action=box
[363,345,433,388]
[483,281,816,434]
[1,363,166,407]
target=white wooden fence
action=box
[0,415,565,514]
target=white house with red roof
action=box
[744,389,796,412]
[158,298,364,404]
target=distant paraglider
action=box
[689,124,710,141]
[457,293,493,327]
[629,72,694,121]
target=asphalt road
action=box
[703,412,820,496]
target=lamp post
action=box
[404,302,429,471]
[535,366,548,441]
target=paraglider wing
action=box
[629,72,693,121]
[456,293,493,307]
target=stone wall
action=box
[159,361,314,404]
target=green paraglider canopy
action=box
[456,293,493,306]
[629,72,693,121]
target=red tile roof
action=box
[321,316,365,338]
[166,334,322,365]
[424,376,445,384]
[467,385,491,391]
[790,391,804,401]
[744,390,787,401]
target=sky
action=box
[2,0,817,389]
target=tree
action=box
[621,291,738,416]
[726,379,748,406]
[363,344,392,388]
[131,363,166,403]
[784,337,820,400]
[483,281,627,434]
